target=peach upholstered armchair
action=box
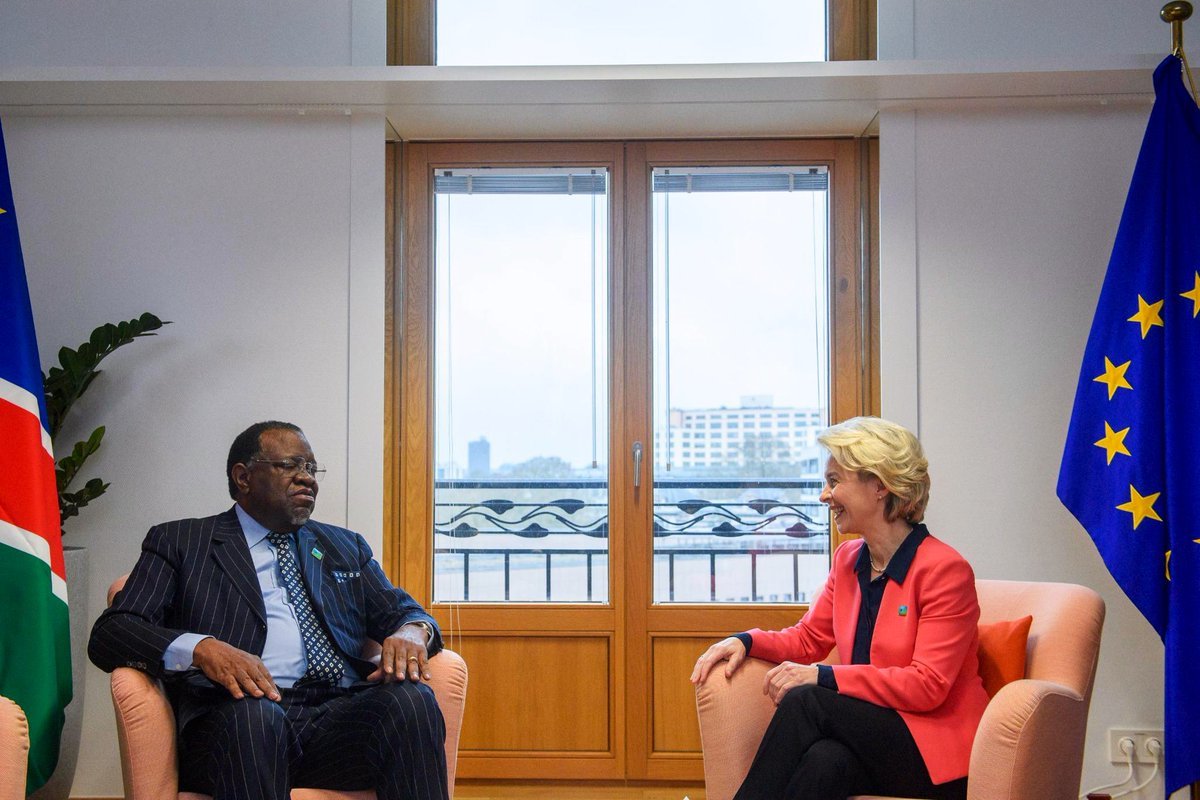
[695,579,1105,800]
[0,694,29,800]
[106,575,469,800]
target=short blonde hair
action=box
[817,417,930,523]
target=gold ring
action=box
[407,656,419,662]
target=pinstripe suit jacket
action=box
[89,507,441,728]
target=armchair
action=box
[105,575,468,800]
[695,579,1105,800]
[0,694,29,800]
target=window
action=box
[651,162,835,604]
[391,0,874,66]
[395,138,869,782]
[431,166,609,603]
[436,0,826,66]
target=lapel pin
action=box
[311,548,323,560]
[898,605,908,616]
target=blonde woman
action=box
[691,417,987,800]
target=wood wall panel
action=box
[458,635,611,753]
[650,637,709,754]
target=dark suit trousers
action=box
[179,681,448,800]
[733,685,967,800]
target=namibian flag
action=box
[0,117,71,794]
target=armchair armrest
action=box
[967,678,1088,800]
[695,658,777,800]
[0,695,29,800]
[425,649,468,798]
[111,667,179,800]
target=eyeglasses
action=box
[249,457,326,479]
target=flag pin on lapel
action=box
[312,548,323,560]
[898,605,908,616]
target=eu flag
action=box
[1058,55,1200,795]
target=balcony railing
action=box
[433,477,830,604]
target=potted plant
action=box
[44,312,169,531]
[31,312,169,800]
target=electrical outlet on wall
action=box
[1109,728,1164,765]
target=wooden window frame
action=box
[384,137,877,782]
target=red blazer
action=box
[747,533,988,785]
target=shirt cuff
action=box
[163,633,211,673]
[817,664,838,691]
[733,632,753,656]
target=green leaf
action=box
[47,313,169,534]
[89,325,112,350]
[57,346,78,374]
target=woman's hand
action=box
[690,637,748,685]
[763,661,819,704]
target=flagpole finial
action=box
[1162,1,1193,55]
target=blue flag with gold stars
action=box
[1058,55,1200,795]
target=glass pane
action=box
[438,0,826,66]
[651,165,830,605]
[434,167,609,603]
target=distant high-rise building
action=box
[653,397,823,474]
[468,437,492,478]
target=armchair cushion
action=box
[977,615,1032,698]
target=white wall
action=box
[2,5,388,795]
[0,0,385,67]
[877,6,1186,798]
[4,110,386,797]
[878,0,1164,60]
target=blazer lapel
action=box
[211,508,267,625]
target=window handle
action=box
[632,441,643,488]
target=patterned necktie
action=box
[267,532,344,687]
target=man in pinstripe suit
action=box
[89,421,449,800]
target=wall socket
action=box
[1109,728,1164,764]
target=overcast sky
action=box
[437,0,826,66]
[434,178,828,473]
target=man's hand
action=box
[192,637,281,701]
[763,661,819,704]
[368,624,429,683]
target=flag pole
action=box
[1162,1,1199,103]
[1166,10,1200,789]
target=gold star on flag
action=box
[0,207,6,214]
[1116,485,1162,530]
[1093,357,1133,399]
[1128,295,1165,338]
[1166,550,1172,581]
[1182,272,1200,318]
[1094,422,1131,464]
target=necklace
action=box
[869,553,889,573]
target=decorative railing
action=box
[433,478,830,603]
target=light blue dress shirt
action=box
[163,504,351,688]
